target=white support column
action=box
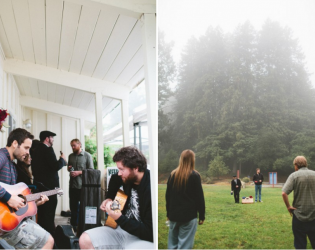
[80,118,85,149]
[95,92,104,170]
[141,13,157,246]
[121,98,130,146]
[61,117,68,211]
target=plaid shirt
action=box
[282,167,315,222]
[0,148,17,202]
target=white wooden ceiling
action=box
[0,0,152,119]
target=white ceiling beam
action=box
[3,59,130,100]
[20,96,96,123]
[65,0,154,18]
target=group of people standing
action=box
[165,150,315,250]
[0,128,153,249]
[231,168,264,204]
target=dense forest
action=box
[158,20,315,181]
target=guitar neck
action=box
[26,189,60,202]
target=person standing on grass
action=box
[253,168,264,202]
[166,149,205,249]
[282,156,315,249]
[231,175,241,203]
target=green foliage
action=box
[85,138,114,169]
[158,20,315,180]
[158,149,179,174]
[159,185,298,249]
[242,177,250,183]
[208,154,230,179]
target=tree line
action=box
[158,20,315,181]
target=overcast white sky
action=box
[158,0,315,87]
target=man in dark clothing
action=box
[31,130,67,237]
[253,168,264,202]
[231,175,241,203]
[79,146,153,249]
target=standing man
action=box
[253,168,264,202]
[0,128,54,249]
[231,175,241,203]
[31,130,67,238]
[282,156,315,249]
[67,139,93,231]
[79,146,153,249]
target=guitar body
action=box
[105,190,127,229]
[0,182,37,232]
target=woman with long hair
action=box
[166,149,205,249]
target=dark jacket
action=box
[106,170,153,242]
[16,161,32,186]
[31,143,66,190]
[166,170,205,223]
[231,178,241,191]
[253,173,264,185]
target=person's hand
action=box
[7,195,25,210]
[255,181,257,183]
[259,180,262,182]
[70,171,81,178]
[67,165,72,172]
[199,220,204,225]
[36,195,49,206]
[105,201,122,220]
[236,185,238,188]
[287,206,296,216]
[100,199,112,211]
[60,153,67,162]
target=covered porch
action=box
[0,0,156,245]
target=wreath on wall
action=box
[0,108,9,132]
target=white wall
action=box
[0,51,21,147]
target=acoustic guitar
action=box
[104,189,127,229]
[0,182,63,232]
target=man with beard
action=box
[67,139,93,231]
[79,146,153,249]
[31,130,67,238]
[0,128,53,249]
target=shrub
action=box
[242,177,250,183]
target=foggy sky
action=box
[158,0,315,87]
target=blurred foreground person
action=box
[282,156,315,249]
[0,129,52,249]
[166,150,205,249]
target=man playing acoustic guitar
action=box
[0,128,54,249]
[79,146,153,249]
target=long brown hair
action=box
[171,150,196,190]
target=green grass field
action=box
[158,184,313,249]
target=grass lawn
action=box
[158,184,313,249]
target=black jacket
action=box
[31,143,66,190]
[166,170,205,223]
[231,179,241,191]
[253,173,264,185]
[106,170,153,242]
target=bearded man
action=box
[67,139,93,231]
[79,146,153,249]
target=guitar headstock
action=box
[55,188,63,196]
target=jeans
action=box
[168,218,198,249]
[292,213,315,249]
[255,185,262,201]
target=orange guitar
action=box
[0,182,63,232]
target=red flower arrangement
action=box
[0,108,9,131]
